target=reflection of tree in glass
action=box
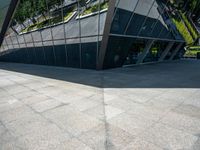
[13,0,64,28]
[171,0,200,20]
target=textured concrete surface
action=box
[0,59,200,150]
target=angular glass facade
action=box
[99,0,185,69]
[0,0,109,69]
[0,0,186,70]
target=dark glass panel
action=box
[44,46,55,66]
[143,40,168,62]
[66,43,80,68]
[110,8,132,34]
[81,42,97,69]
[124,38,148,65]
[54,44,66,67]
[103,36,134,69]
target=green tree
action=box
[14,0,65,25]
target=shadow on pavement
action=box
[0,59,200,88]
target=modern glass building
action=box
[0,0,186,70]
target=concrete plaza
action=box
[0,59,200,150]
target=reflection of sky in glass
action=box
[0,0,11,33]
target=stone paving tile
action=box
[8,76,29,83]
[102,93,118,103]
[139,123,198,150]
[0,123,19,150]
[23,81,51,90]
[126,104,168,122]
[43,105,103,136]
[122,137,163,150]
[58,138,93,150]
[4,113,46,137]
[105,106,124,120]
[69,98,101,112]
[83,105,124,121]
[30,98,63,113]
[83,105,105,121]
[76,90,97,98]
[86,93,104,103]
[38,86,65,97]
[0,89,10,98]
[0,140,22,150]
[184,94,200,108]
[12,90,38,100]
[20,94,50,105]
[107,98,167,122]
[79,124,134,150]
[108,113,155,137]
[15,123,71,150]
[160,111,200,135]
[173,103,200,120]
[0,60,200,149]
[48,88,95,104]
[3,84,30,95]
[51,93,84,104]
[146,95,183,111]
[119,92,155,103]
[0,95,15,104]
[0,106,36,124]
[0,98,23,113]
[192,137,200,150]
[0,79,15,88]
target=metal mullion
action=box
[11,32,25,59]
[4,38,9,51]
[13,34,103,42]
[60,0,68,66]
[8,35,15,49]
[45,0,57,65]
[77,0,82,68]
[38,30,48,65]
[11,33,20,49]
[136,0,156,36]
[111,0,120,22]
[10,43,19,46]
[149,0,171,36]
[109,33,185,43]
[16,13,31,61]
[13,30,21,50]
[97,0,101,67]
[31,0,47,65]
[25,18,38,64]
[124,0,140,34]
[97,0,117,70]
[5,38,14,61]
[17,22,31,62]
[157,1,178,39]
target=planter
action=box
[19,11,77,35]
[76,8,107,20]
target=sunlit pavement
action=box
[0,59,200,150]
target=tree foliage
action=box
[173,0,200,20]
[14,0,64,23]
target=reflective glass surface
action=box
[0,0,109,69]
[0,0,12,33]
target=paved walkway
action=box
[0,60,200,150]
